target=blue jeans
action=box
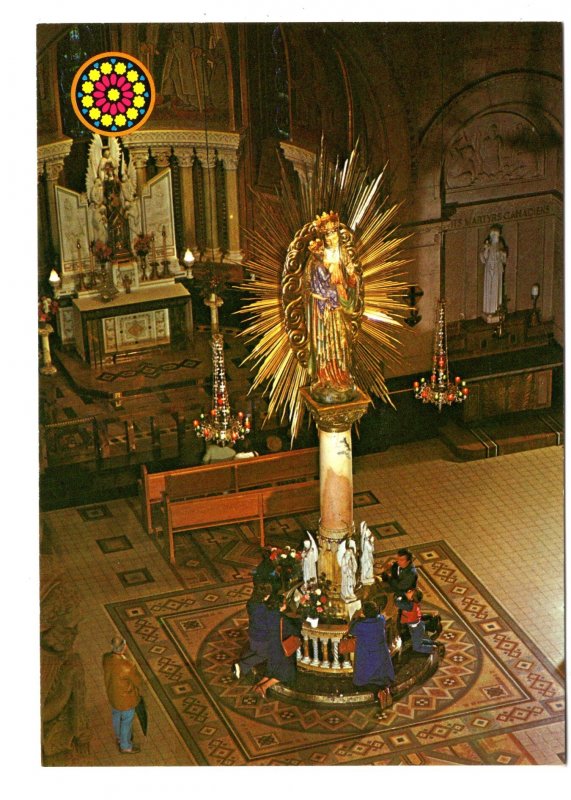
[408,621,435,654]
[112,707,136,751]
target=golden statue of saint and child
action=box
[283,211,363,405]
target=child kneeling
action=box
[396,588,438,655]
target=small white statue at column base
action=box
[359,521,375,585]
[301,531,318,585]
[338,538,358,601]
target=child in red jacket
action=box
[395,588,438,655]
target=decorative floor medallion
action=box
[106,539,564,765]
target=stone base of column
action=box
[225,249,243,263]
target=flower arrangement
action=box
[38,295,59,324]
[197,265,228,299]
[92,240,113,263]
[268,545,302,587]
[133,233,153,256]
[298,575,332,620]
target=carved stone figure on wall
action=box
[159,24,226,113]
[480,224,508,322]
[41,577,90,763]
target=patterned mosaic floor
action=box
[106,537,564,766]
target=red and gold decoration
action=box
[413,299,468,411]
[193,333,251,445]
[71,52,155,137]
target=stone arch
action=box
[413,71,562,333]
[414,71,562,221]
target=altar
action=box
[72,283,192,366]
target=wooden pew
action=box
[139,447,319,534]
[162,480,320,565]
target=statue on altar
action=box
[480,223,508,321]
[283,210,364,406]
[86,135,135,261]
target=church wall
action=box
[36,22,563,378]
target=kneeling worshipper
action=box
[253,593,301,698]
[348,598,395,710]
[232,582,272,679]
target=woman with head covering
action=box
[253,593,301,697]
[232,582,272,680]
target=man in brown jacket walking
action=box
[102,636,143,754]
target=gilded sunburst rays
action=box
[237,140,410,439]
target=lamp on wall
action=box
[48,269,61,298]
[530,283,540,326]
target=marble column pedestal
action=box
[300,386,371,620]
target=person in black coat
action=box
[252,548,281,593]
[379,548,418,594]
[253,593,300,697]
[232,582,272,679]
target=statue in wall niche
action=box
[480,223,508,322]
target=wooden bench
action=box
[139,447,319,534]
[162,480,320,565]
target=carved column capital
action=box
[152,147,171,168]
[44,162,64,183]
[195,148,217,169]
[300,387,371,432]
[177,150,195,169]
[128,147,150,170]
[38,138,73,182]
[218,149,239,171]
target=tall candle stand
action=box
[160,225,170,277]
[149,233,160,280]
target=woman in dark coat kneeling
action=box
[254,593,300,697]
[233,582,272,680]
[349,598,395,709]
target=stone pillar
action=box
[39,324,57,375]
[196,147,222,261]
[300,387,371,619]
[178,150,198,254]
[281,142,315,206]
[220,151,243,263]
[128,147,149,196]
[38,140,73,264]
[152,147,171,171]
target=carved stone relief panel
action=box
[55,187,92,273]
[140,169,178,269]
[445,113,544,192]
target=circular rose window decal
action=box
[71,51,155,136]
